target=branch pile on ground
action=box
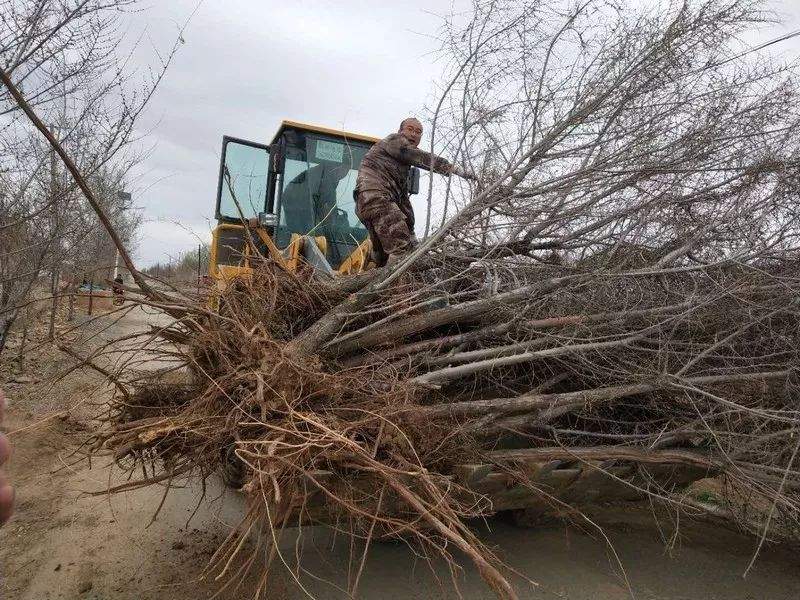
[83,252,800,598]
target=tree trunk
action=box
[16,311,28,370]
[67,281,75,322]
[48,267,59,341]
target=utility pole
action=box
[114,191,131,280]
[113,249,121,279]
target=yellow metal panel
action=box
[271,120,381,145]
[208,227,219,278]
[337,238,373,275]
[313,235,327,256]
[253,227,288,268]
[209,223,251,277]
[284,233,303,272]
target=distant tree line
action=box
[143,243,210,282]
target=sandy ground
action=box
[2,305,800,600]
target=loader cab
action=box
[211,120,403,278]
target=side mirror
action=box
[407,167,420,195]
[257,212,278,228]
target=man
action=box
[355,117,475,266]
[1,388,13,526]
[112,274,125,306]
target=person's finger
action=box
[0,433,9,466]
[0,475,14,525]
[0,388,8,467]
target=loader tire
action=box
[221,443,245,489]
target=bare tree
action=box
[0,0,180,354]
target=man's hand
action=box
[0,388,14,526]
[451,164,478,181]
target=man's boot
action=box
[385,252,407,267]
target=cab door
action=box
[211,136,273,274]
[215,136,272,222]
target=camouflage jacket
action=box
[356,133,453,203]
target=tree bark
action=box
[328,274,585,356]
[422,370,790,422]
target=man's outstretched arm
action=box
[384,134,476,179]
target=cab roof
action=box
[270,119,381,146]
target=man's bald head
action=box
[398,117,423,147]
[399,117,421,130]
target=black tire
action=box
[220,443,245,489]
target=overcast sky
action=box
[127,0,800,267]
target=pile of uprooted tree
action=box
[92,252,800,597]
[6,0,800,598]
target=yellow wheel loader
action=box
[208,120,421,299]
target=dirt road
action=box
[2,307,799,599]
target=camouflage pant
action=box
[355,190,416,267]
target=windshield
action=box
[275,134,370,268]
